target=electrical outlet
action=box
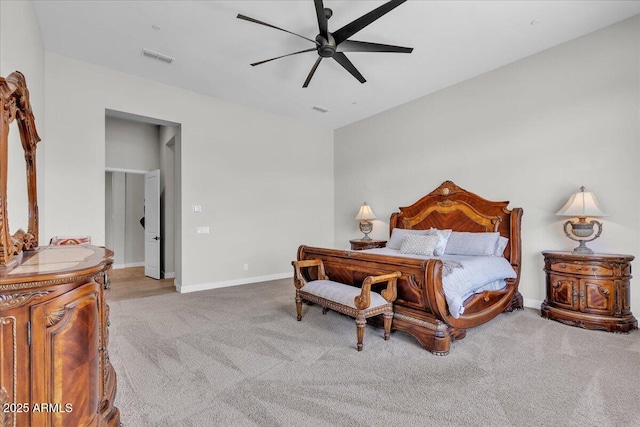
[243,264,249,271]
[197,226,209,234]
[193,205,202,212]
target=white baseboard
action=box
[176,272,292,293]
[163,272,176,279]
[523,298,543,310]
[113,262,145,270]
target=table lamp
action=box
[355,203,377,241]
[556,186,607,254]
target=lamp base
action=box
[563,219,602,256]
[572,241,594,255]
[359,220,373,241]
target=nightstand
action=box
[541,251,637,333]
[349,239,387,251]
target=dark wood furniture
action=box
[0,245,120,426]
[349,239,386,251]
[293,259,401,351]
[0,72,119,425]
[297,181,523,355]
[541,251,637,333]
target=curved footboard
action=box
[429,280,522,330]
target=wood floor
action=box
[108,266,176,301]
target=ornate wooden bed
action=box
[296,181,523,355]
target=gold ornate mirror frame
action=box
[0,71,40,265]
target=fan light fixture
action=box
[356,203,377,241]
[556,186,607,255]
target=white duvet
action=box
[360,248,517,318]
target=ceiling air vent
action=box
[141,48,174,64]
[312,106,329,113]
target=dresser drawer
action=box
[550,261,612,276]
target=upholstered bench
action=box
[292,259,401,351]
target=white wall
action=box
[43,53,334,290]
[124,173,145,265]
[159,125,177,276]
[335,16,640,314]
[105,172,125,265]
[105,116,160,171]
[0,0,45,238]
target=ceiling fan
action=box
[237,0,413,88]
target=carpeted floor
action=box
[109,278,640,427]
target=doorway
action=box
[104,110,181,283]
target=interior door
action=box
[144,169,161,279]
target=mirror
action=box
[0,71,41,266]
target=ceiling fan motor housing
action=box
[316,34,337,57]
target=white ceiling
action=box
[34,1,640,129]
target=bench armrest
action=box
[355,271,402,310]
[292,259,328,289]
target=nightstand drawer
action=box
[550,261,612,276]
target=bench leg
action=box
[383,310,393,340]
[356,314,366,351]
[322,307,329,315]
[295,292,302,321]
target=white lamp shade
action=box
[355,203,377,221]
[556,188,607,218]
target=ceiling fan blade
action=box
[338,40,413,54]
[251,48,317,66]
[314,0,328,38]
[237,14,318,45]
[332,0,407,45]
[332,52,366,84]
[303,57,323,88]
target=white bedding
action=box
[360,247,517,318]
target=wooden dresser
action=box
[541,251,637,333]
[0,245,120,426]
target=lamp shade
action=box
[556,187,607,218]
[355,203,377,221]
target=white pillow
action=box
[494,236,509,257]
[387,228,429,250]
[426,228,453,256]
[399,234,439,256]
[444,232,501,256]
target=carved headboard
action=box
[389,181,523,273]
[0,71,41,265]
